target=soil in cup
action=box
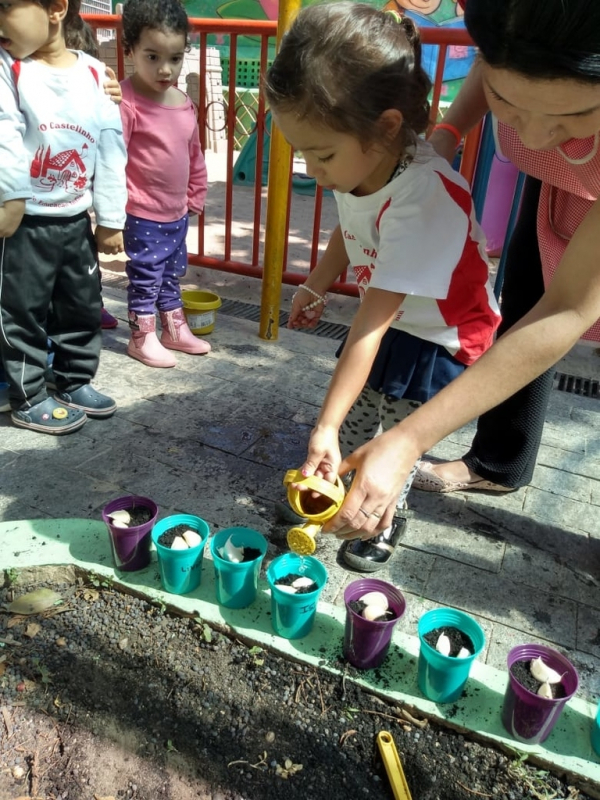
[348,599,396,622]
[424,626,474,657]
[510,660,566,700]
[158,524,196,548]
[113,506,153,527]
[239,546,262,562]
[275,574,318,594]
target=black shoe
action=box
[55,384,117,419]
[340,516,406,573]
[274,498,306,525]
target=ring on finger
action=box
[358,507,370,516]
[370,511,382,519]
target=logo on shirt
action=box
[30,143,89,195]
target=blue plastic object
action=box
[266,553,328,640]
[417,607,485,704]
[152,514,210,595]
[210,527,268,609]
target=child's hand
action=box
[288,285,327,329]
[103,67,122,104]
[298,424,341,489]
[95,226,124,255]
[0,199,26,238]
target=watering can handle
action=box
[283,468,344,501]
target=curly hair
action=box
[264,2,431,151]
[122,0,190,55]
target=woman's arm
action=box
[324,196,600,535]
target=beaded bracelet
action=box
[292,285,328,312]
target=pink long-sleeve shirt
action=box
[119,78,207,223]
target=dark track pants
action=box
[0,213,102,410]
[464,177,554,489]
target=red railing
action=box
[86,15,480,299]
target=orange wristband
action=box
[432,122,462,148]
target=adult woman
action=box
[307,0,600,537]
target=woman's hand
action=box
[322,425,420,538]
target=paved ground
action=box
[1,169,599,782]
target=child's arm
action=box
[0,50,31,235]
[301,286,405,484]
[288,225,349,329]
[187,117,208,215]
[103,66,122,104]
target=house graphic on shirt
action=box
[30,143,88,194]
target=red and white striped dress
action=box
[498,121,600,342]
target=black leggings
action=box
[464,176,554,488]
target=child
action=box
[265,2,501,572]
[0,0,127,434]
[65,17,121,330]
[120,0,210,368]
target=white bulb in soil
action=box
[109,509,131,525]
[362,604,388,621]
[435,634,452,657]
[530,656,562,684]
[276,585,297,594]
[182,529,202,548]
[457,647,471,659]
[220,536,244,563]
[170,536,189,550]
[359,591,389,609]
[292,577,314,589]
[537,681,554,699]
[110,520,129,529]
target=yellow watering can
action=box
[283,468,345,555]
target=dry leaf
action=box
[83,588,100,602]
[24,623,41,639]
[55,637,67,647]
[7,615,25,628]
[0,663,7,678]
[8,588,62,615]
[94,795,117,800]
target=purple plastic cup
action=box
[502,644,579,744]
[102,495,158,572]
[343,579,406,670]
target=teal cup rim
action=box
[418,607,486,663]
[210,526,268,567]
[152,513,210,554]
[266,552,328,599]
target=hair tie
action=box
[385,9,403,24]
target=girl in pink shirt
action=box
[120,0,209,368]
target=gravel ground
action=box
[0,572,594,800]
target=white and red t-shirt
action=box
[496,120,600,343]
[0,47,126,229]
[335,140,501,366]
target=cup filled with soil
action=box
[592,701,600,757]
[266,552,328,639]
[417,607,485,703]
[209,527,268,609]
[502,644,579,744]
[102,495,159,572]
[343,578,406,670]
[151,514,210,595]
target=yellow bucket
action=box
[181,290,222,335]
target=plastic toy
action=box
[283,468,345,555]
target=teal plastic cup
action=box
[417,607,485,704]
[592,702,600,756]
[152,514,209,595]
[266,553,328,639]
[210,527,268,609]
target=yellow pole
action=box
[259,0,301,340]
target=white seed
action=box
[110,520,129,529]
[220,536,244,563]
[12,765,25,779]
[359,591,389,609]
[457,647,471,659]
[170,536,189,550]
[292,577,314,589]
[182,529,202,548]
[109,509,131,524]
[537,681,554,699]
[276,584,297,594]
[530,656,562,684]
[435,634,452,656]
[362,604,388,621]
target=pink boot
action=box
[127,312,177,368]
[160,307,211,355]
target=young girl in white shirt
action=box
[265,1,501,571]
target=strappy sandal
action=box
[413,460,514,494]
[340,516,407,573]
[11,397,87,435]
